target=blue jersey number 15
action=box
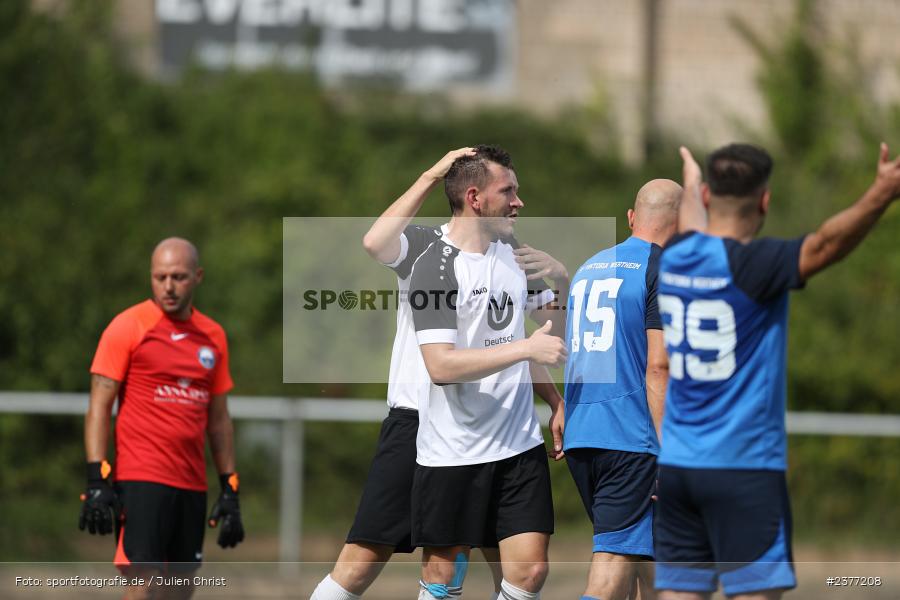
[569,277,623,353]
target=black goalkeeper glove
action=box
[78,460,119,535]
[208,472,245,549]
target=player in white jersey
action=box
[310,148,565,600]
[409,145,569,600]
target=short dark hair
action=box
[444,144,514,214]
[706,143,773,197]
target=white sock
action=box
[417,580,463,599]
[310,574,360,600]
[500,579,539,600]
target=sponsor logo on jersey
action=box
[198,346,216,370]
[170,331,189,341]
[178,377,192,388]
[487,292,514,330]
[472,286,488,296]
[154,383,210,405]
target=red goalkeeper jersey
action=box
[90,300,233,491]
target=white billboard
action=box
[156,0,515,91]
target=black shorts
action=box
[566,448,656,558]
[411,443,554,548]
[654,466,796,595]
[114,481,206,573]
[346,407,419,553]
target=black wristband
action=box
[86,461,103,483]
[219,473,239,494]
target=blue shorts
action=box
[654,466,796,595]
[566,448,656,558]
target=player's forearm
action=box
[530,363,562,410]
[362,173,440,263]
[678,146,708,233]
[646,365,667,441]
[207,418,236,475]
[799,182,894,279]
[84,408,111,462]
[85,374,119,462]
[679,184,707,233]
[547,277,570,338]
[421,341,531,385]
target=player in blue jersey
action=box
[654,143,900,600]
[564,179,681,600]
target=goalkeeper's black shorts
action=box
[113,481,206,572]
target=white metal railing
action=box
[2,391,899,565]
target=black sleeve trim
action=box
[409,241,460,341]
[644,243,663,330]
[725,236,806,304]
[392,224,442,281]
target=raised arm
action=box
[798,143,900,280]
[677,146,708,234]
[362,147,475,264]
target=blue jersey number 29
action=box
[658,294,737,381]
[569,278,623,353]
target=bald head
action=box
[152,237,199,270]
[150,238,203,320]
[629,179,682,245]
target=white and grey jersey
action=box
[409,235,554,467]
[382,224,446,411]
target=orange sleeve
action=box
[90,301,159,381]
[209,326,234,396]
[192,310,235,396]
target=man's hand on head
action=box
[424,147,477,182]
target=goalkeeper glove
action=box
[78,460,119,535]
[208,472,245,548]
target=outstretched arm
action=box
[362,147,475,264]
[798,143,900,280]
